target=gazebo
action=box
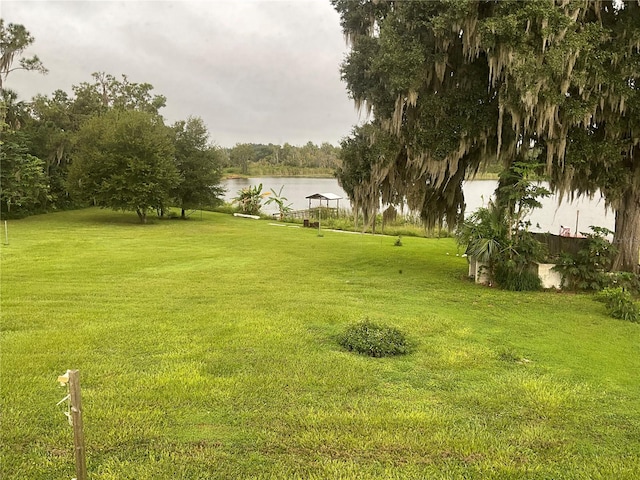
[305,192,342,211]
[304,193,343,227]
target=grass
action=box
[1,208,639,479]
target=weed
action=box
[496,346,528,363]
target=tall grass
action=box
[1,208,639,479]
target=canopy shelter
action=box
[305,192,342,211]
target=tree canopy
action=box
[1,21,49,217]
[68,109,178,223]
[172,116,225,218]
[0,19,48,90]
[333,0,640,272]
[0,128,48,214]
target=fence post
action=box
[68,370,87,480]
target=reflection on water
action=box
[222,177,613,235]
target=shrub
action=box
[554,226,617,291]
[494,262,542,291]
[606,271,640,295]
[596,288,640,323]
[233,184,265,215]
[455,168,548,291]
[338,320,411,357]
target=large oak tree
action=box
[333,0,640,272]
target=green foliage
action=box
[71,72,167,115]
[333,0,640,273]
[264,185,293,220]
[457,161,547,291]
[227,165,336,178]
[338,320,411,357]
[456,203,546,291]
[606,271,640,296]
[336,124,396,227]
[24,90,78,211]
[496,161,550,228]
[2,67,172,218]
[171,116,224,217]
[0,128,49,217]
[228,143,255,175]
[493,262,542,292]
[554,227,617,291]
[0,20,48,90]
[596,288,640,323]
[225,142,341,173]
[68,109,178,223]
[210,202,237,215]
[456,202,506,264]
[233,183,265,215]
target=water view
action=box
[223,177,614,236]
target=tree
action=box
[0,21,48,217]
[68,109,177,223]
[0,20,48,90]
[25,90,77,210]
[71,72,167,116]
[550,3,640,272]
[332,0,640,272]
[172,117,225,218]
[23,74,168,213]
[229,143,255,175]
[336,123,399,230]
[0,128,48,217]
[333,0,499,230]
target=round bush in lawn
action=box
[339,320,410,357]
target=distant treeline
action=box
[222,142,342,176]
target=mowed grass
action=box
[1,208,639,479]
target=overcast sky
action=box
[3,0,364,147]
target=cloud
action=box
[3,0,362,146]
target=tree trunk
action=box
[136,208,147,224]
[612,187,640,274]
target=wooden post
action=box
[68,370,87,480]
[4,220,8,245]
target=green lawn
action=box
[1,208,639,479]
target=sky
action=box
[3,0,364,147]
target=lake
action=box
[222,177,614,236]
